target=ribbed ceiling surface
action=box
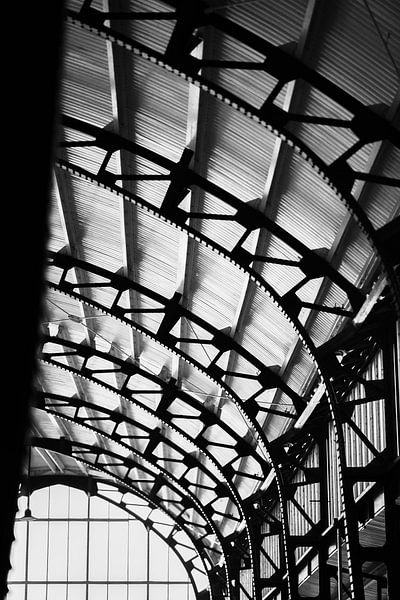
[27,0,399,597]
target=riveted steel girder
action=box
[65,1,400,313]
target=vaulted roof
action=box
[7,1,400,599]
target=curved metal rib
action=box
[64,4,400,312]
[23,473,207,600]
[29,436,228,597]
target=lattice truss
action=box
[26,1,399,600]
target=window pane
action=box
[168,584,189,600]
[67,584,86,600]
[9,486,196,600]
[27,584,46,600]
[108,584,128,600]
[68,522,87,581]
[49,486,69,518]
[128,584,147,600]
[30,488,49,518]
[6,584,24,600]
[89,496,109,518]
[168,549,189,581]
[108,502,127,518]
[109,522,128,581]
[8,522,27,581]
[89,522,108,580]
[68,488,88,518]
[28,522,48,580]
[48,522,68,580]
[149,532,168,580]
[88,584,107,600]
[128,522,147,581]
[47,583,66,600]
[149,584,167,600]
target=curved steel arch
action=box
[55,119,395,596]
[60,113,366,319]
[28,436,228,598]
[38,335,265,595]
[38,334,297,598]
[48,161,363,597]
[39,333,267,484]
[32,405,232,557]
[47,250,302,419]
[53,153,348,396]
[20,473,207,600]
[35,390,247,505]
[46,256,333,597]
[34,390,247,538]
[54,9,400,597]
[65,2,400,311]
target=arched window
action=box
[7,484,197,600]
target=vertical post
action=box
[24,520,29,600]
[335,519,343,600]
[146,526,150,600]
[85,491,91,600]
[317,431,330,597]
[382,319,400,599]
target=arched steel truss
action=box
[38,335,263,597]
[65,0,400,310]
[26,442,218,599]
[42,255,399,598]
[35,4,399,599]
[55,114,399,597]
[19,474,208,599]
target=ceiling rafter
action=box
[218,0,326,524]
[64,0,400,315]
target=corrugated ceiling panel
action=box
[221,0,309,47]
[288,87,367,168]
[237,283,299,373]
[275,153,350,249]
[335,229,377,288]
[135,209,181,299]
[202,96,274,200]
[116,53,189,163]
[68,175,122,271]
[314,0,400,106]
[38,362,78,398]
[139,337,176,375]
[209,32,279,109]
[189,243,248,329]
[115,0,176,55]
[62,21,113,127]
[180,368,224,402]
[362,145,400,229]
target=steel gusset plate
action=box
[66,2,400,313]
